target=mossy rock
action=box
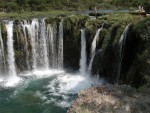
[45,17,60,24]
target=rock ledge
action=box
[68,85,150,113]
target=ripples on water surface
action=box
[0,69,103,113]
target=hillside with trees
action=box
[0,0,150,12]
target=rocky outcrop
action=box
[68,85,150,113]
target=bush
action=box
[5,2,18,12]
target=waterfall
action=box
[30,18,39,70]
[117,24,130,83]
[88,25,103,73]
[6,21,17,77]
[21,18,63,70]
[21,20,30,70]
[0,18,65,77]
[47,24,57,68]
[58,19,64,69]
[80,29,87,76]
[25,18,50,70]
[0,25,6,75]
[38,18,49,69]
[24,19,39,70]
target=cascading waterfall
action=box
[47,24,57,68]
[21,20,30,70]
[80,29,87,76]
[30,18,39,70]
[88,25,103,73]
[58,19,64,69]
[5,21,17,77]
[53,23,58,68]
[38,18,49,69]
[23,20,36,70]
[0,18,66,86]
[117,24,130,83]
[21,18,63,70]
[23,19,39,70]
[0,25,6,75]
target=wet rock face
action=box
[68,85,150,113]
[91,49,102,75]
[119,25,139,84]
[63,28,80,71]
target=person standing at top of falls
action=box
[141,7,145,12]
[139,6,142,11]
[136,6,145,12]
[94,6,97,13]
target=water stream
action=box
[88,25,103,73]
[80,29,87,76]
[117,24,130,83]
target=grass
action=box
[0,10,73,20]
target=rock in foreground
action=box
[68,85,150,113]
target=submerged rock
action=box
[68,85,150,113]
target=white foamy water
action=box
[47,24,58,68]
[88,26,103,73]
[4,77,22,87]
[6,21,17,77]
[0,75,22,87]
[58,19,64,69]
[19,69,64,78]
[80,29,87,76]
[20,20,30,70]
[39,18,49,69]
[0,68,104,110]
[44,70,103,107]
[0,21,22,88]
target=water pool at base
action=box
[0,70,102,113]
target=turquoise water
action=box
[78,10,129,14]
[0,70,99,113]
[0,77,67,113]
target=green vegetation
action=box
[130,18,150,93]
[0,0,150,12]
[0,10,72,20]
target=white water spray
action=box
[24,19,39,70]
[6,21,17,77]
[80,29,87,76]
[117,24,130,83]
[58,19,64,69]
[30,19,39,70]
[47,24,57,68]
[21,20,30,70]
[88,25,103,73]
[38,18,49,69]
[21,18,63,70]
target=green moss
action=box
[15,51,24,58]
[45,17,61,24]
[122,17,150,93]
[139,76,150,94]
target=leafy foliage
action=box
[0,0,150,12]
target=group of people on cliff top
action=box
[136,6,145,12]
